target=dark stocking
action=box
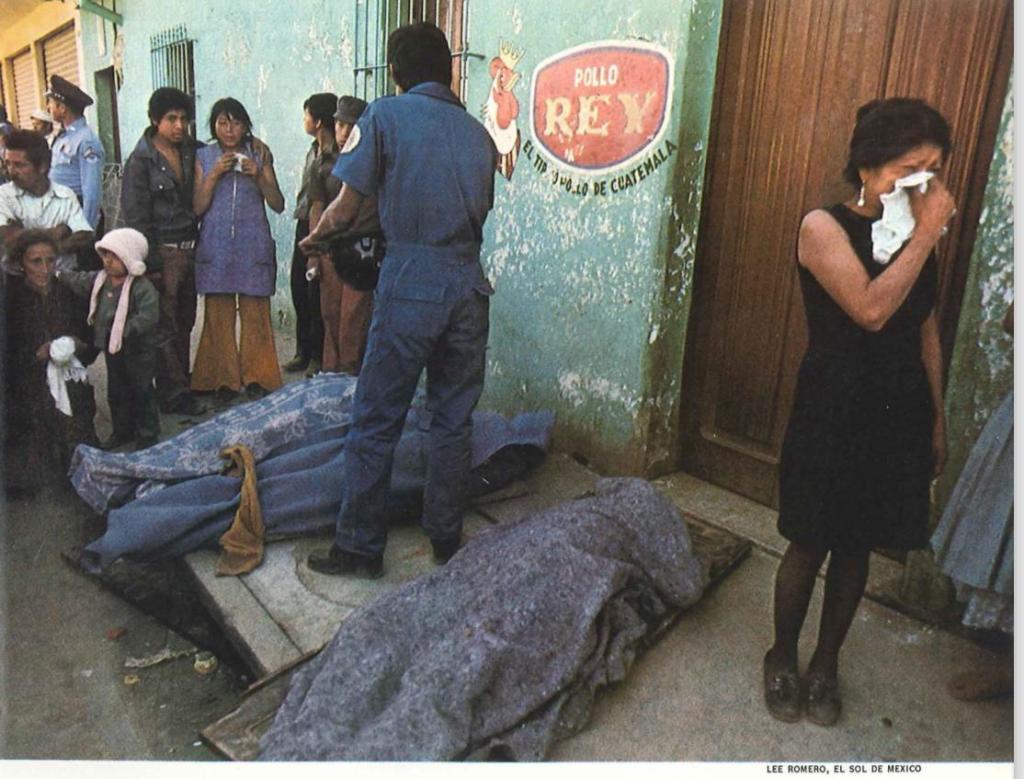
[769,542,828,668]
[808,550,870,678]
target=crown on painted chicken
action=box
[499,40,524,70]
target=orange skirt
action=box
[191,294,283,392]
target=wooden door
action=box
[679,0,1011,507]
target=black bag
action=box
[328,233,385,291]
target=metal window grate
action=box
[101,162,124,228]
[353,0,481,102]
[150,25,195,99]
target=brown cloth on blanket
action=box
[216,444,265,575]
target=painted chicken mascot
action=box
[483,40,524,180]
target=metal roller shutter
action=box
[11,49,36,129]
[42,25,80,89]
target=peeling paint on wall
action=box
[107,0,357,327]
[474,1,722,474]
[557,370,638,411]
[610,11,644,40]
[222,30,253,67]
[99,0,722,474]
[901,71,1013,607]
[935,70,1014,514]
[510,4,524,36]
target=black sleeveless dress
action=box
[778,204,937,552]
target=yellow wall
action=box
[1,2,79,126]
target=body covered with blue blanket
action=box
[68,374,554,571]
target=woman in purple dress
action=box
[191,98,285,399]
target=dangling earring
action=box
[857,183,866,208]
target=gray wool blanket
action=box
[259,477,705,761]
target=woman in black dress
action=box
[765,99,957,725]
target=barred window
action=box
[150,25,196,100]
[353,0,482,102]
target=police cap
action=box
[46,75,94,110]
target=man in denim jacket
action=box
[119,87,205,416]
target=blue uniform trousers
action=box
[335,247,491,556]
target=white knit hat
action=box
[95,228,149,276]
[88,228,150,354]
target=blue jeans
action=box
[335,249,492,557]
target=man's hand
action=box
[48,224,72,242]
[2,218,24,250]
[35,341,51,363]
[299,233,328,256]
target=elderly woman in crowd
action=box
[765,98,957,726]
[190,97,285,401]
[4,229,98,497]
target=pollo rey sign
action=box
[530,41,673,173]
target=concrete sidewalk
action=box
[189,447,1012,762]
[84,323,1015,762]
[566,473,1011,761]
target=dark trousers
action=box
[149,245,197,408]
[290,219,323,362]
[106,344,159,442]
[334,253,491,557]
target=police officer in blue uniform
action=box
[302,22,498,578]
[47,76,105,232]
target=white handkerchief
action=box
[46,336,89,416]
[871,171,935,264]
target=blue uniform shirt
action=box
[332,82,497,258]
[50,116,105,229]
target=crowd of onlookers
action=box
[0,77,381,499]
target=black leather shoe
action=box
[212,387,238,407]
[430,536,461,564]
[100,433,133,451]
[307,545,384,579]
[764,651,803,723]
[168,393,206,416]
[805,670,841,726]
[282,355,309,372]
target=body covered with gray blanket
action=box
[260,478,705,761]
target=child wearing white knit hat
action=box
[57,228,162,450]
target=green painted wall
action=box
[97,0,359,329]
[901,70,1014,610]
[472,0,723,474]
[78,6,119,172]
[96,0,723,476]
